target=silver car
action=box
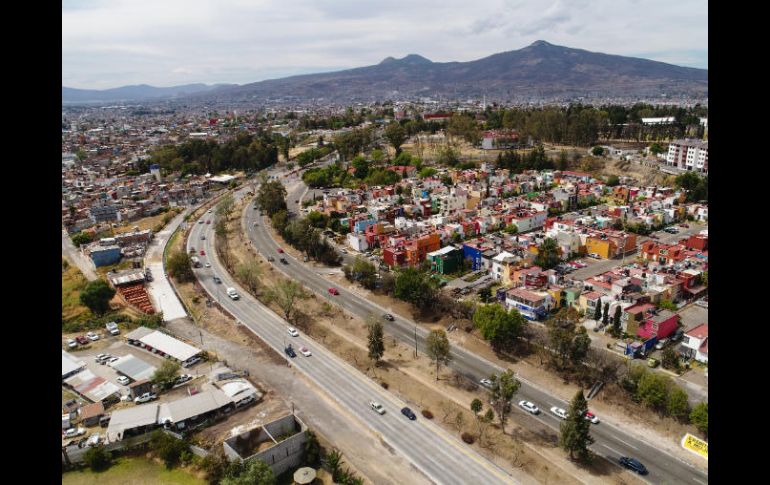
[518,400,540,415]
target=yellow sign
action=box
[681,433,708,460]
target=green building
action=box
[427,246,463,274]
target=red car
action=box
[328,287,339,295]
[199,250,206,256]
[206,220,211,224]
[679,223,689,228]
[75,336,89,345]
[277,248,284,253]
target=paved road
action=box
[189,209,516,485]
[144,208,190,321]
[62,229,98,281]
[244,185,708,484]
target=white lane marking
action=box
[615,437,640,450]
[603,444,623,456]
[693,479,707,485]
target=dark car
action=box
[212,276,222,284]
[75,336,89,345]
[99,415,111,428]
[619,457,647,475]
[401,407,417,420]
[280,258,288,264]
[285,345,296,358]
[383,313,394,321]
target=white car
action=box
[479,378,493,388]
[370,401,386,415]
[95,353,111,363]
[587,253,601,259]
[63,427,86,438]
[205,262,211,268]
[134,392,158,404]
[86,332,100,341]
[585,411,600,424]
[550,406,568,420]
[117,375,131,385]
[299,346,312,357]
[66,338,77,348]
[86,433,102,447]
[106,356,119,365]
[288,327,299,337]
[518,401,540,415]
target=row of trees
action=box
[302,160,401,188]
[270,210,342,266]
[674,171,708,203]
[495,145,559,173]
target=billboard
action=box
[681,433,708,460]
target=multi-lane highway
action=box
[243,180,709,484]
[187,206,516,485]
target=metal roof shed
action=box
[105,403,160,442]
[110,354,157,382]
[139,331,201,362]
[157,389,232,425]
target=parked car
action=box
[63,427,86,438]
[328,287,339,295]
[66,338,77,348]
[340,248,348,254]
[383,313,394,321]
[585,411,600,424]
[679,223,689,228]
[182,356,201,368]
[134,392,157,404]
[206,220,211,224]
[86,433,102,447]
[370,401,386,415]
[671,328,685,341]
[76,336,89,345]
[518,401,540,415]
[201,235,206,240]
[285,345,296,358]
[198,220,204,224]
[116,375,131,385]
[299,346,312,357]
[106,356,119,364]
[401,407,417,420]
[550,406,568,420]
[588,253,602,259]
[95,353,111,364]
[619,457,648,475]
[86,332,100,341]
[176,374,193,385]
[288,327,299,337]
[647,357,660,368]
[99,415,111,427]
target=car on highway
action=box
[199,250,206,256]
[518,401,540,415]
[134,392,157,404]
[288,327,299,337]
[280,258,288,264]
[63,427,86,439]
[550,406,568,419]
[585,411,600,424]
[299,346,312,357]
[328,287,339,295]
[205,262,211,268]
[619,456,647,475]
[383,313,394,321]
[206,220,211,224]
[201,235,206,240]
[66,338,77,349]
[479,378,493,388]
[277,248,284,253]
[207,209,212,213]
[212,276,222,284]
[86,332,100,341]
[117,375,131,385]
[253,222,259,226]
[226,288,240,300]
[284,345,296,358]
[370,401,386,415]
[198,220,204,224]
[401,407,417,420]
[267,256,275,262]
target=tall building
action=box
[666,140,708,173]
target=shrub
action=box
[421,409,434,419]
[380,382,389,389]
[83,446,112,472]
[461,432,475,444]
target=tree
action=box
[649,143,665,155]
[71,232,93,247]
[168,251,194,282]
[689,402,708,437]
[256,180,288,216]
[667,387,690,421]
[612,306,622,335]
[605,175,620,186]
[594,298,602,322]
[152,360,181,389]
[322,449,344,482]
[601,302,610,325]
[478,286,492,303]
[637,372,670,412]
[384,122,407,156]
[83,446,112,472]
[426,329,451,380]
[503,223,518,234]
[472,304,525,352]
[266,280,306,322]
[221,459,276,485]
[79,280,116,315]
[534,238,561,270]
[489,370,520,433]
[658,299,677,311]
[236,260,261,295]
[559,390,595,461]
[394,268,437,311]
[304,431,322,467]
[591,146,605,156]
[351,155,370,179]
[661,347,681,372]
[150,430,189,469]
[470,398,483,437]
[367,317,385,366]
[216,193,235,220]
[571,327,591,363]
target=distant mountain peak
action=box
[379,54,432,65]
[528,40,555,48]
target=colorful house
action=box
[427,246,463,274]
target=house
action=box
[79,402,105,427]
[636,310,679,340]
[680,323,708,363]
[427,246,463,274]
[577,291,603,316]
[491,251,519,285]
[503,287,551,320]
[622,301,655,335]
[347,232,369,252]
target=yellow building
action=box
[584,237,615,259]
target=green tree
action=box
[478,286,492,303]
[304,431,322,467]
[637,372,670,412]
[658,299,677,311]
[384,122,407,156]
[559,390,595,461]
[150,430,189,469]
[266,279,306,323]
[489,370,521,433]
[661,347,681,372]
[612,306,622,335]
[689,402,708,437]
[367,317,385,366]
[79,280,116,315]
[351,155,370,179]
[470,398,483,435]
[71,232,93,247]
[322,449,344,482]
[649,143,665,155]
[152,360,181,389]
[667,387,690,421]
[436,145,460,166]
[594,298,602,322]
[447,114,481,145]
[236,260,261,295]
[472,304,525,352]
[503,223,518,234]
[216,193,235,220]
[168,251,194,282]
[571,326,591,363]
[601,302,610,325]
[591,146,605,156]
[605,175,620,186]
[534,238,561,270]
[256,180,288,216]
[221,459,275,485]
[394,268,438,311]
[419,167,437,178]
[426,329,452,380]
[83,446,112,472]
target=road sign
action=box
[681,433,708,460]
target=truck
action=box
[226,287,240,300]
[191,256,201,268]
[105,322,120,336]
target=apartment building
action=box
[666,139,708,173]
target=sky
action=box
[62,0,708,89]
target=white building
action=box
[666,140,708,173]
[347,232,369,252]
[681,323,708,363]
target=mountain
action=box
[61,83,236,104]
[200,40,707,103]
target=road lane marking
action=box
[602,444,623,456]
[615,437,640,450]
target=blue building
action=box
[88,245,122,267]
[354,218,377,234]
[462,243,484,271]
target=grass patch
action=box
[62,264,93,324]
[112,208,182,235]
[62,456,205,485]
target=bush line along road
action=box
[242,174,708,485]
[187,190,515,485]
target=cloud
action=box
[62,0,707,89]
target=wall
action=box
[223,414,308,477]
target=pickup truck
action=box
[105,322,120,336]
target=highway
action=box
[244,180,709,484]
[187,203,517,485]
